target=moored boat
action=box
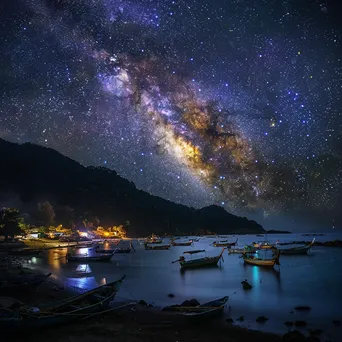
[173,248,225,269]
[253,241,274,249]
[162,296,228,321]
[243,249,280,267]
[228,245,257,254]
[66,253,113,262]
[114,247,131,253]
[213,238,238,247]
[172,240,193,246]
[0,272,51,295]
[0,275,125,329]
[144,243,170,250]
[94,247,115,254]
[278,239,315,255]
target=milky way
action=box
[0,0,341,228]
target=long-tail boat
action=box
[228,245,257,254]
[162,296,228,321]
[243,248,280,267]
[253,241,274,249]
[213,238,238,247]
[0,275,125,329]
[278,238,315,255]
[66,253,113,262]
[145,234,163,244]
[144,243,170,250]
[172,240,193,246]
[0,272,51,295]
[172,248,225,269]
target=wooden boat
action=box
[278,239,315,255]
[213,238,238,247]
[253,241,273,249]
[114,247,131,253]
[243,249,280,267]
[145,234,163,244]
[162,296,228,321]
[66,253,113,262]
[172,240,193,246]
[0,275,125,329]
[173,248,225,269]
[0,273,51,295]
[144,244,170,250]
[228,245,257,254]
[7,248,43,256]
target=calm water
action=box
[26,233,342,338]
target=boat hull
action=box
[0,273,51,295]
[279,245,311,255]
[244,258,276,267]
[162,296,228,322]
[0,276,125,330]
[67,254,113,262]
[180,256,220,269]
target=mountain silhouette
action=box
[0,138,264,236]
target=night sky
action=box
[1,0,341,229]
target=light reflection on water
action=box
[27,234,342,334]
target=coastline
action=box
[7,275,340,342]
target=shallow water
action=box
[25,233,342,340]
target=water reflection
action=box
[76,264,92,275]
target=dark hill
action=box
[0,139,264,236]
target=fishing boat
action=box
[145,234,163,244]
[228,245,257,254]
[162,296,228,321]
[0,275,125,329]
[253,241,274,249]
[213,238,238,247]
[7,248,43,256]
[243,249,280,267]
[172,240,193,246]
[173,248,225,269]
[0,272,51,295]
[66,253,113,262]
[278,239,315,255]
[144,243,170,250]
[114,247,131,253]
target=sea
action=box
[25,233,342,340]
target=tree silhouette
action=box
[0,208,23,239]
[37,201,55,227]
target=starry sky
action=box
[0,0,341,230]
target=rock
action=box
[138,300,148,306]
[333,320,341,326]
[295,306,311,311]
[295,320,307,327]
[181,299,200,307]
[236,316,244,322]
[282,330,306,341]
[226,318,234,323]
[168,293,175,298]
[284,321,294,327]
[52,285,59,291]
[256,316,269,323]
[241,279,253,290]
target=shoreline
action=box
[7,274,340,342]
